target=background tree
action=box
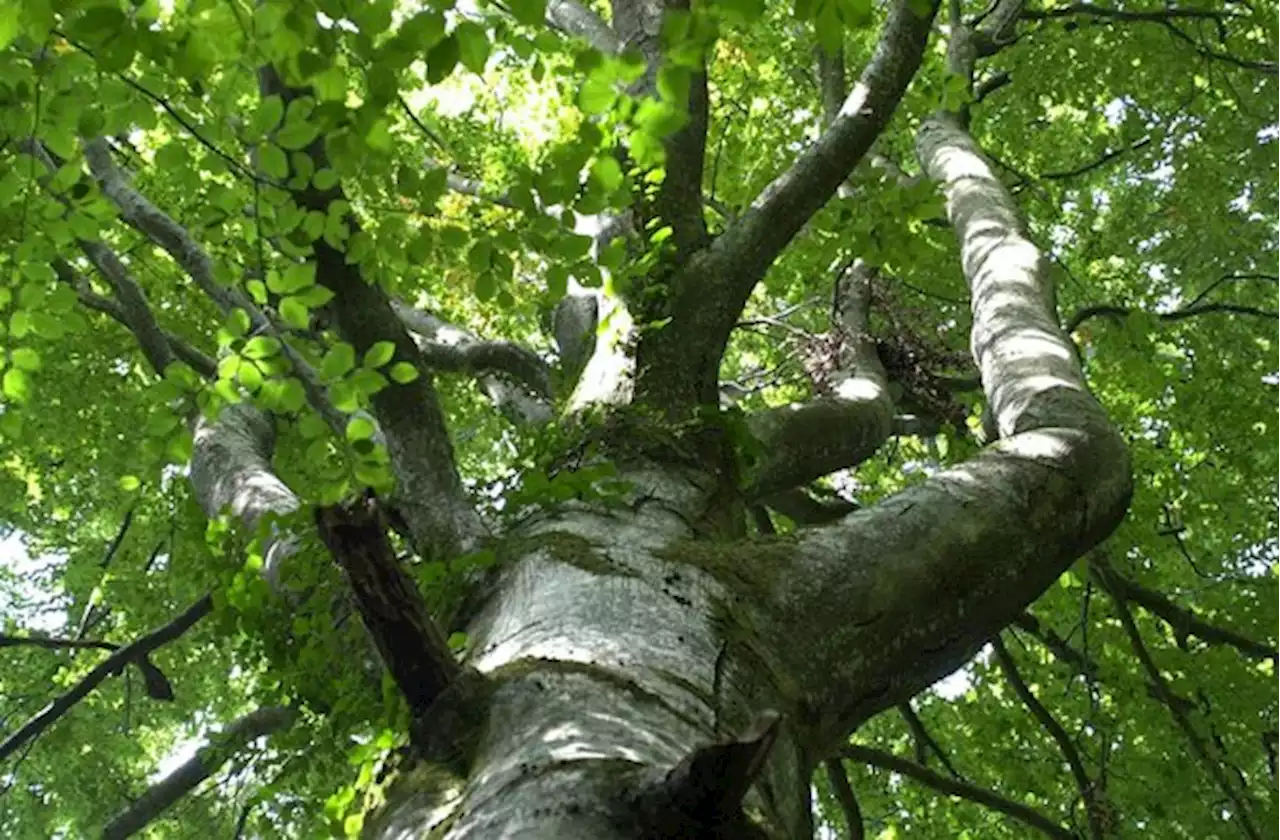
[0,0,1274,837]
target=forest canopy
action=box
[0,0,1275,837]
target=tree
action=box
[0,0,1274,836]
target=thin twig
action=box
[992,637,1105,840]
[0,594,213,762]
[842,744,1077,840]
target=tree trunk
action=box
[370,460,815,839]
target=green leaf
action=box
[294,285,336,308]
[313,168,340,191]
[258,143,290,180]
[243,336,282,360]
[345,416,376,441]
[10,348,41,372]
[329,381,360,413]
[363,341,396,369]
[251,95,285,139]
[509,0,547,26]
[321,343,357,381]
[2,368,30,402]
[118,475,141,492]
[591,156,624,190]
[270,263,316,294]
[388,362,420,384]
[0,14,18,51]
[455,22,490,74]
[278,378,308,413]
[578,76,616,116]
[279,296,310,329]
[426,34,460,84]
[349,368,389,396]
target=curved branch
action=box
[68,290,217,377]
[102,706,295,840]
[991,637,1105,840]
[82,138,255,321]
[841,745,1077,840]
[391,301,553,400]
[0,595,213,763]
[761,109,1130,745]
[743,263,893,499]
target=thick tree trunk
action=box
[369,462,812,839]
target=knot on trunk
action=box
[631,710,781,838]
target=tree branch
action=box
[632,0,939,408]
[611,0,710,254]
[1094,559,1276,660]
[841,745,1077,840]
[1066,301,1279,333]
[761,105,1130,746]
[102,706,295,840]
[81,137,255,320]
[258,66,485,561]
[898,702,962,778]
[391,301,553,399]
[1092,562,1263,840]
[825,758,865,840]
[547,0,622,53]
[0,634,118,653]
[315,495,461,718]
[1022,3,1235,24]
[991,636,1105,840]
[0,595,212,762]
[742,262,893,500]
[63,244,179,376]
[1010,612,1100,680]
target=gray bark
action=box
[369,465,814,838]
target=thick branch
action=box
[992,637,1105,840]
[633,0,938,408]
[315,495,460,716]
[547,0,622,53]
[190,403,300,587]
[102,706,295,840]
[611,0,710,254]
[841,745,1077,840]
[391,301,553,398]
[0,595,212,762]
[763,487,860,525]
[743,262,893,500]
[259,66,485,560]
[760,109,1130,745]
